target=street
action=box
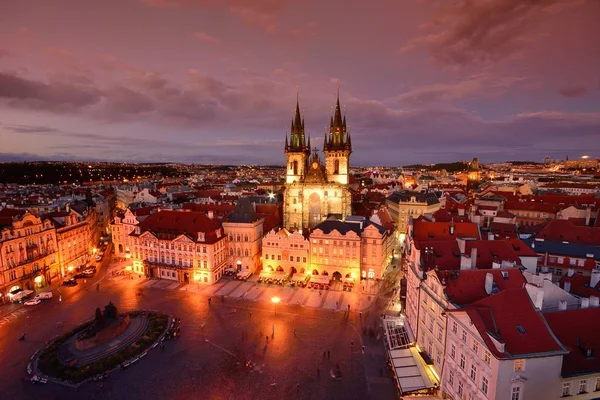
[0,256,401,400]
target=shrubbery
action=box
[37,312,169,384]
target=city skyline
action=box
[1,0,599,165]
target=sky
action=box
[0,0,599,166]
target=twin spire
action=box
[285,88,352,154]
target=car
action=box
[63,279,77,286]
[34,292,53,300]
[74,273,87,279]
[24,299,41,306]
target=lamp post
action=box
[271,296,280,316]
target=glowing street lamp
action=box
[268,192,275,201]
[271,296,280,316]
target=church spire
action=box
[286,89,309,154]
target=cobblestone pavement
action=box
[0,255,400,400]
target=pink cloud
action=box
[191,31,221,45]
[399,0,587,66]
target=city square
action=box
[0,258,399,400]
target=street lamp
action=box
[271,296,280,316]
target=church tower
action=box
[466,157,481,192]
[323,90,352,184]
[285,95,310,184]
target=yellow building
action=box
[45,209,94,276]
[283,93,352,230]
[386,191,441,236]
[262,228,310,274]
[0,210,59,301]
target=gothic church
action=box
[283,93,352,230]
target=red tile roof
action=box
[505,201,561,214]
[136,210,223,244]
[463,288,566,359]
[437,268,525,306]
[544,308,600,377]
[538,219,600,246]
[416,239,462,271]
[464,240,521,268]
[412,220,479,241]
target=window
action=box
[450,344,456,360]
[472,341,479,354]
[484,351,491,365]
[458,381,464,397]
[481,376,488,395]
[562,382,571,397]
[512,386,522,400]
[579,380,587,394]
[448,370,454,386]
[460,354,466,370]
[470,364,477,381]
[514,359,525,372]
[462,330,467,343]
[452,321,457,334]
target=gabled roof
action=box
[544,308,600,377]
[437,268,525,307]
[136,210,223,244]
[462,288,566,359]
[524,238,600,262]
[312,218,386,236]
[226,198,259,223]
[464,240,520,268]
[416,239,462,271]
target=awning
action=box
[389,347,437,395]
[259,271,288,279]
[310,275,331,284]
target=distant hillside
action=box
[402,162,469,173]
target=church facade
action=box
[283,94,353,230]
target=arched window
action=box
[293,160,298,175]
[244,234,248,242]
[334,159,340,174]
[229,248,233,256]
[244,249,249,257]
[236,248,241,256]
[236,234,240,242]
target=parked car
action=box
[24,299,41,306]
[34,292,53,300]
[63,279,77,286]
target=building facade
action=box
[128,210,228,284]
[0,211,59,302]
[262,228,310,274]
[283,94,352,230]
[223,198,264,273]
[44,209,94,277]
[386,191,441,236]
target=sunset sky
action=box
[0,0,599,165]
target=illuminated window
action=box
[514,359,525,372]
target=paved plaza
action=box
[0,258,400,400]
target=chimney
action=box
[581,298,590,309]
[458,207,465,217]
[567,268,575,278]
[488,232,494,241]
[484,273,493,295]
[207,210,214,219]
[471,247,478,269]
[591,270,600,288]
[558,300,568,311]
[457,238,466,254]
[585,207,591,226]
[564,281,571,293]
[590,296,600,308]
[539,271,552,282]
